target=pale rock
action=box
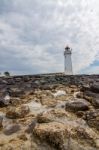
[3,94,10,105]
[53,90,66,97]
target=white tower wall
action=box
[64,46,73,75]
[64,54,72,75]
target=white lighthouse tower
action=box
[64,46,73,75]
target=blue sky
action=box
[0,0,99,75]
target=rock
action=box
[25,101,46,115]
[0,116,3,128]
[75,92,83,99]
[0,94,10,107]
[82,90,99,108]
[86,90,98,98]
[6,105,30,119]
[56,101,66,109]
[0,100,5,107]
[10,98,21,106]
[80,85,90,92]
[76,111,85,117]
[0,75,99,150]
[83,110,99,131]
[83,91,94,102]
[72,127,97,147]
[18,105,30,117]
[33,122,68,150]
[53,90,66,97]
[7,79,15,85]
[2,118,13,128]
[0,79,8,84]
[37,109,68,123]
[25,120,37,133]
[65,100,89,112]
[90,84,99,93]
[39,85,52,90]
[95,139,99,148]
[3,94,10,105]
[37,113,52,124]
[4,124,20,135]
[9,89,25,97]
[73,91,81,98]
[41,99,57,107]
[92,98,99,109]
[18,134,28,141]
[6,107,18,119]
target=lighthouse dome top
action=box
[64,46,72,55]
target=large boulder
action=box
[33,121,98,150]
[65,100,89,112]
[33,122,68,150]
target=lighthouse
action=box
[64,46,73,75]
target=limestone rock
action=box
[33,122,68,150]
[37,109,68,123]
[0,75,99,150]
[18,105,30,117]
[65,100,89,112]
[41,98,57,107]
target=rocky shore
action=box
[0,73,99,150]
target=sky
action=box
[0,0,99,75]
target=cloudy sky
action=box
[0,0,99,75]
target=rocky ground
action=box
[0,73,99,150]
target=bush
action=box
[4,71,10,77]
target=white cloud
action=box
[0,0,99,74]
